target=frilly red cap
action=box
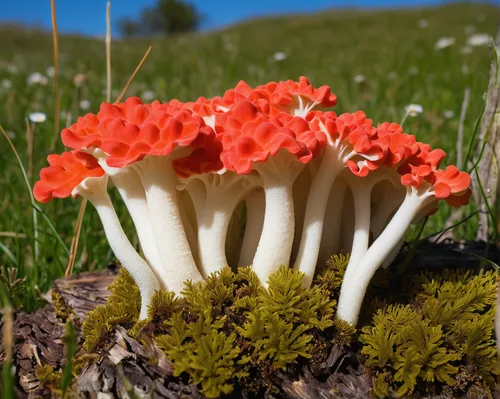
[61,113,100,150]
[433,165,471,206]
[220,76,337,117]
[33,151,104,203]
[400,164,471,207]
[97,98,216,168]
[220,102,323,174]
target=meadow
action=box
[0,1,497,312]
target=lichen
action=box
[360,268,499,398]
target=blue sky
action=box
[0,0,487,37]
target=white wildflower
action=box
[29,112,47,123]
[1,79,12,89]
[409,66,419,75]
[46,66,55,77]
[273,52,287,62]
[467,33,491,47]
[387,71,398,80]
[6,64,18,74]
[73,73,87,87]
[141,90,155,102]
[404,104,424,117]
[460,46,473,55]
[27,72,48,86]
[354,74,366,84]
[418,19,428,28]
[462,64,470,75]
[443,110,455,119]
[464,25,476,35]
[435,36,455,50]
[79,100,91,110]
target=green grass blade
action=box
[0,242,17,264]
[0,125,39,264]
[61,320,77,396]
[32,203,70,256]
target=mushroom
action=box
[33,151,161,319]
[97,100,219,293]
[293,111,386,287]
[220,101,324,284]
[336,161,471,326]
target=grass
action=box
[0,1,498,312]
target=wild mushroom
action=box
[97,100,219,293]
[293,111,386,287]
[336,163,471,326]
[33,151,160,319]
[220,101,324,284]
[174,137,260,277]
[61,101,164,287]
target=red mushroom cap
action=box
[61,113,100,150]
[220,101,323,175]
[33,151,104,202]
[97,98,216,168]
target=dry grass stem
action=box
[49,0,61,151]
[2,305,13,364]
[437,87,471,242]
[106,1,112,103]
[65,198,87,277]
[114,46,152,103]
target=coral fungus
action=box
[34,76,471,326]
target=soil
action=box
[2,240,499,398]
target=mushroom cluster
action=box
[34,77,471,326]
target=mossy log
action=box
[3,240,500,398]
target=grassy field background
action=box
[0,1,497,310]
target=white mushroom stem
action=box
[318,177,347,268]
[252,151,303,285]
[239,188,265,267]
[133,156,203,294]
[291,166,313,261]
[177,190,199,261]
[343,172,402,284]
[370,190,404,239]
[98,161,165,289]
[293,142,344,287]
[74,175,160,320]
[184,172,258,277]
[336,186,436,326]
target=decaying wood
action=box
[1,267,119,398]
[472,44,500,242]
[437,87,470,243]
[3,244,499,398]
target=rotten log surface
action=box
[3,241,500,398]
[7,267,119,398]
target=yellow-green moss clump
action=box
[82,269,141,352]
[154,265,346,398]
[81,260,498,398]
[82,259,351,398]
[360,269,499,398]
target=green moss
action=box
[52,290,74,321]
[80,260,498,398]
[82,269,141,353]
[360,268,499,398]
[152,265,344,397]
[35,364,61,389]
